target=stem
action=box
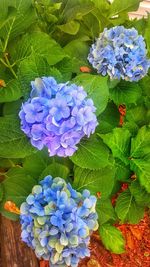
[4,54,18,79]
[2,17,16,53]
[0,172,7,177]
[0,58,9,68]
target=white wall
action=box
[129,0,150,19]
[108,0,150,19]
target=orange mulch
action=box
[79,213,150,267]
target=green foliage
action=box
[63,39,89,73]
[145,14,150,52]
[73,164,115,198]
[126,105,149,127]
[0,80,22,103]
[115,159,131,182]
[96,102,120,134]
[130,126,150,158]
[115,189,144,224]
[99,128,131,165]
[129,180,150,207]
[3,99,22,116]
[70,136,110,169]
[74,74,109,116]
[0,115,36,158]
[57,21,80,35]
[110,81,142,105]
[130,157,150,193]
[39,162,70,180]
[23,150,51,179]
[130,126,150,192]
[99,224,125,254]
[0,0,36,46]
[0,0,149,256]
[11,32,66,66]
[18,54,63,98]
[109,0,142,16]
[0,167,36,220]
[96,199,117,225]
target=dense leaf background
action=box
[0,0,149,255]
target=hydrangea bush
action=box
[0,0,150,266]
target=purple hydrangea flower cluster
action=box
[19,77,98,157]
[88,26,150,81]
[20,176,98,267]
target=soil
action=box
[79,213,150,267]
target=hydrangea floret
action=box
[19,77,98,157]
[20,176,98,267]
[88,26,150,81]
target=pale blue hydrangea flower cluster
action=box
[20,176,98,267]
[88,26,150,81]
[19,77,98,157]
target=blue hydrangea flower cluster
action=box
[88,26,150,81]
[20,176,98,267]
[19,77,98,157]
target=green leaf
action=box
[45,67,63,82]
[82,13,100,39]
[145,15,150,52]
[96,199,116,225]
[126,105,148,127]
[0,79,22,103]
[0,0,15,20]
[130,126,150,158]
[13,32,66,66]
[99,128,131,165]
[3,99,22,116]
[1,167,36,204]
[18,54,50,97]
[115,189,144,224]
[96,102,120,134]
[92,0,110,12]
[0,115,36,158]
[73,164,115,198]
[62,0,94,21]
[123,121,139,136]
[64,39,89,73]
[139,75,150,97]
[74,74,109,116]
[0,167,36,220]
[129,180,150,207]
[23,150,51,180]
[18,53,62,98]
[0,0,36,46]
[130,157,150,193]
[0,158,20,168]
[55,57,73,81]
[28,32,66,65]
[70,136,110,170]
[9,33,32,63]
[109,0,141,16]
[110,81,142,105]
[99,224,125,254]
[111,179,121,196]
[57,21,80,35]
[39,163,70,180]
[115,159,131,181]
